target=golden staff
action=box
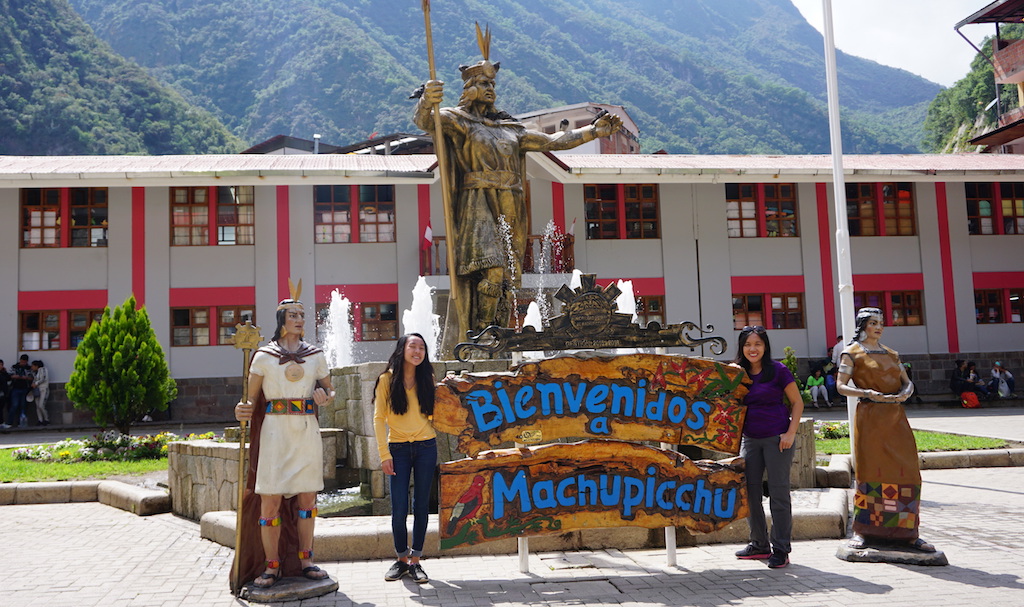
[230,320,262,595]
[421,0,460,308]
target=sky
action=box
[790,0,996,88]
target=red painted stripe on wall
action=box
[973,271,1024,289]
[131,187,146,306]
[851,273,925,291]
[596,277,665,296]
[276,186,290,301]
[19,290,108,310]
[168,287,256,307]
[551,182,565,233]
[816,183,837,341]
[315,283,401,303]
[935,183,959,352]
[730,275,806,293]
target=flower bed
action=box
[12,430,218,463]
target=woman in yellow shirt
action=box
[373,333,437,584]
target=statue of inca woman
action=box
[414,24,622,340]
[836,307,936,553]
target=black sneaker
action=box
[384,560,409,581]
[767,551,789,569]
[735,544,771,559]
[409,563,429,584]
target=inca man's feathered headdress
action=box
[277,278,303,311]
[459,22,499,81]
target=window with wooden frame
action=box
[70,309,104,348]
[358,185,396,243]
[171,307,210,346]
[726,183,798,238]
[216,186,255,245]
[771,293,804,329]
[171,187,209,246]
[21,188,61,247]
[584,184,660,239]
[217,306,255,344]
[69,188,109,247]
[975,290,1004,324]
[637,295,665,328]
[1000,183,1024,234]
[889,291,923,326]
[584,184,620,239]
[1012,289,1024,323]
[314,185,396,244]
[20,311,61,351]
[732,294,764,329]
[854,290,923,326]
[965,182,996,235]
[359,302,398,341]
[845,182,915,236]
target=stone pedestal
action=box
[836,540,949,566]
[240,576,339,602]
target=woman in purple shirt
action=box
[732,326,803,569]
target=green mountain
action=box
[0,0,243,154]
[61,0,942,154]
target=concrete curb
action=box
[199,487,851,561]
[0,480,169,515]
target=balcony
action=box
[420,234,576,277]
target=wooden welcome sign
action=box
[440,439,748,549]
[434,352,751,547]
[433,353,749,457]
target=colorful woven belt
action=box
[266,398,316,415]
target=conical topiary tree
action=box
[66,295,177,434]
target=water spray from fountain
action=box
[402,276,441,357]
[497,215,519,328]
[322,289,354,368]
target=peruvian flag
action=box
[422,222,433,250]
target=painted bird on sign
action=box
[446,475,485,535]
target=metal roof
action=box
[5,153,1024,187]
[0,154,437,186]
[956,0,1024,29]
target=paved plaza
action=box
[3,409,1024,606]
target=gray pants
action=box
[740,434,793,554]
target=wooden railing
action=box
[421,234,575,276]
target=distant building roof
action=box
[329,133,434,155]
[241,135,344,155]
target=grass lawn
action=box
[817,430,1009,455]
[0,448,168,483]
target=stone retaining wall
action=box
[168,429,345,521]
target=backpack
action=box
[960,391,981,409]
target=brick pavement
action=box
[5,467,1024,607]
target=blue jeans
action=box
[9,389,27,427]
[389,438,437,557]
[741,434,794,555]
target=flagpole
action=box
[821,0,857,464]
[422,0,460,313]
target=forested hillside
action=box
[66,0,941,154]
[0,0,243,154]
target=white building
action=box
[2,152,1022,424]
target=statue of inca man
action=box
[414,24,622,342]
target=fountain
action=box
[321,289,354,368]
[615,279,638,323]
[402,276,441,356]
[522,301,543,331]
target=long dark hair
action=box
[375,333,435,416]
[271,300,303,343]
[733,325,776,383]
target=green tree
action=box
[66,295,177,435]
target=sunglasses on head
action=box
[741,325,766,332]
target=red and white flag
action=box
[422,222,433,250]
[568,217,576,236]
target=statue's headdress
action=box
[459,22,499,81]
[275,278,304,340]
